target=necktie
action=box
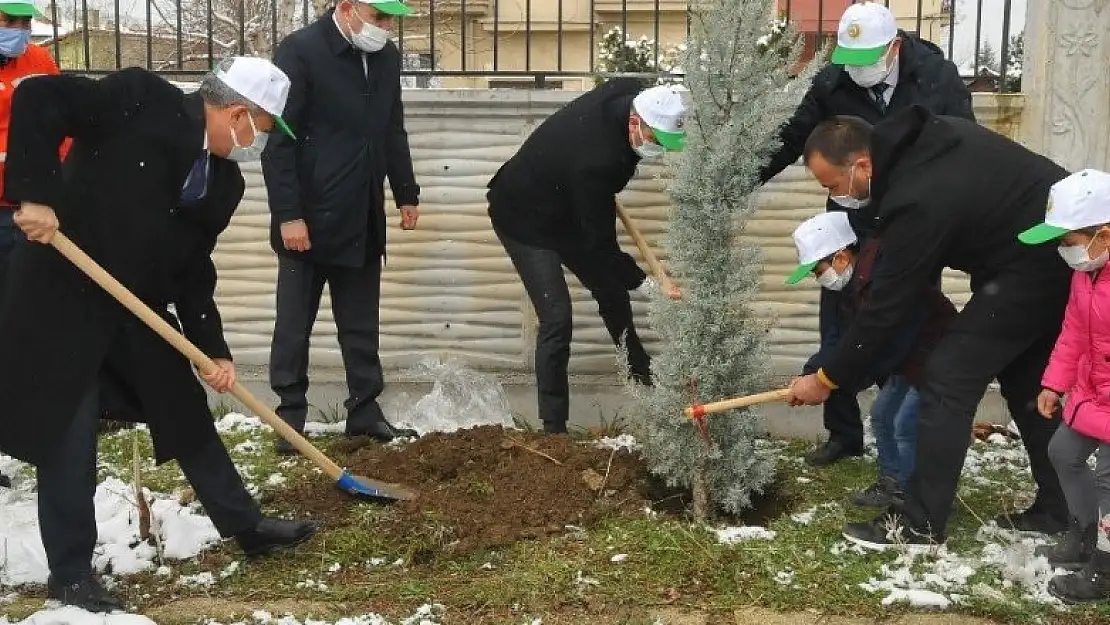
[180,153,210,205]
[871,83,890,114]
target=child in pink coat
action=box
[1018,168,1110,604]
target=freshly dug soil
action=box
[278,425,658,553]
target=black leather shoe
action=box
[543,420,568,435]
[348,420,418,443]
[805,439,864,467]
[0,472,10,488]
[995,506,1068,535]
[235,517,322,557]
[47,575,125,613]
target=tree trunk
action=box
[691,461,710,522]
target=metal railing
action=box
[37,0,1022,92]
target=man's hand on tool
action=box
[14,202,59,244]
[200,359,237,393]
[281,219,312,252]
[789,373,832,406]
[785,377,807,406]
[399,205,419,230]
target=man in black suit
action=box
[760,1,974,470]
[262,0,421,453]
[0,57,319,613]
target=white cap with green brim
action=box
[786,211,857,285]
[1019,169,1110,244]
[214,56,296,140]
[0,1,44,19]
[357,0,412,16]
[632,84,688,152]
[831,2,898,66]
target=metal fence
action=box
[37,0,1023,91]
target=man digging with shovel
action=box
[0,58,320,613]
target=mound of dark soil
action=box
[280,426,659,553]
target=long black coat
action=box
[0,68,245,466]
[261,10,420,268]
[819,106,1072,391]
[760,32,974,184]
[486,77,648,291]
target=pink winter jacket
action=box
[1042,269,1110,443]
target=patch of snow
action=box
[714,526,776,544]
[265,473,288,487]
[178,571,216,588]
[610,553,628,563]
[1,606,157,625]
[774,568,795,586]
[214,413,263,433]
[596,434,640,452]
[1,475,221,586]
[881,588,951,609]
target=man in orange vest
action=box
[0,1,69,488]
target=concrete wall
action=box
[216,90,1025,388]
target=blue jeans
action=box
[870,374,920,489]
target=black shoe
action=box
[0,472,10,488]
[1035,518,1097,570]
[805,439,863,467]
[1048,549,1110,604]
[235,517,322,558]
[842,509,943,552]
[629,369,653,387]
[275,436,300,456]
[851,476,900,509]
[543,420,568,435]
[995,506,1068,535]
[47,575,125,613]
[348,419,418,443]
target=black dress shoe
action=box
[804,439,864,467]
[995,506,1068,535]
[235,517,322,557]
[47,575,125,613]
[348,420,418,443]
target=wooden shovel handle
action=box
[50,232,345,481]
[685,388,792,419]
[616,200,678,295]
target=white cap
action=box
[632,84,687,151]
[832,2,898,66]
[214,56,295,139]
[786,212,857,284]
[1019,169,1110,244]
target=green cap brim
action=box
[274,115,296,141]
[1018,223,1070,245]
[831,44,887,66]
[785,261,819,285]
[368,0,412,16]
[653,127,685,152]
[0,3,44,18]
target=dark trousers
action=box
[901,331,1067,539]
[493,225,649,427]
[270,254,385,433]
[819,287,864,451]
[37,384,261,584]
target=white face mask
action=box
[227,113,268,162]
[817,265,854,291]
[846,46,895,88]
[349,8,390,53]
[1058,240,1109,272]
[829,162,871,210]
[631,117,666,160]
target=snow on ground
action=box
[0,605,157,624]
[714,526,777,544]
[0,603,448,625]
[0,468,221,586]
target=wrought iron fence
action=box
[35,0,1022,92]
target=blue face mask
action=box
[0,27,30,58]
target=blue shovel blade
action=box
[335,470,416,501]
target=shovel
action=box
[616,200,680,298]
[50,231,417,502]
[685,388,792,419]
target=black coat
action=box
[819,106,1072,391]
[261,10,420,268]
[761,32,975,184]
[0,68,245,466]
[486,77,647,291]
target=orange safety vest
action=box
[0,43,71,207]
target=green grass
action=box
[5,415,1110,624]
